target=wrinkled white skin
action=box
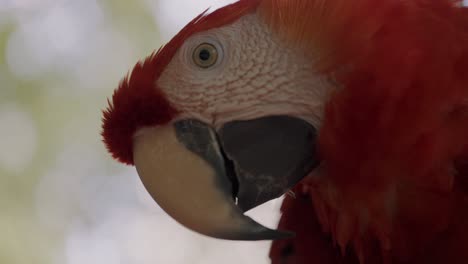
[158,13,334,130]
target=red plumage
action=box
[102,0,468,262]
[269,0,468,263]
[101,0,259,165]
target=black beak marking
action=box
[174,120,235,199]
[218,116,318,211]
[174,116,318,212]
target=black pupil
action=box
[199,49,211,61]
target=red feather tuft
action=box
[101,57,178,165]
[101,0,260,165]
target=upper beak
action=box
[133,116,318,240]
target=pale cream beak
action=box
[133,120,292,240]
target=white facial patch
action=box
[157,13,334,129]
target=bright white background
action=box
[1,0,467,264]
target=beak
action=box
[133,116,318,240]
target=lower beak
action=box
[133,116,318,240]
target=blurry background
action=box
[3,1,468,264]
[0,0,284,263]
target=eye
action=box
[192,43,219,68]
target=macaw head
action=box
[102,1,468,259]
[101,0,332,240]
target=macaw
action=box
[101,0,468,263]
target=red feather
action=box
[265,0,468,263]
[101,0,259,165]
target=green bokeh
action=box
[0,1,161,263]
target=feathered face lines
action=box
[101,0,260,165]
